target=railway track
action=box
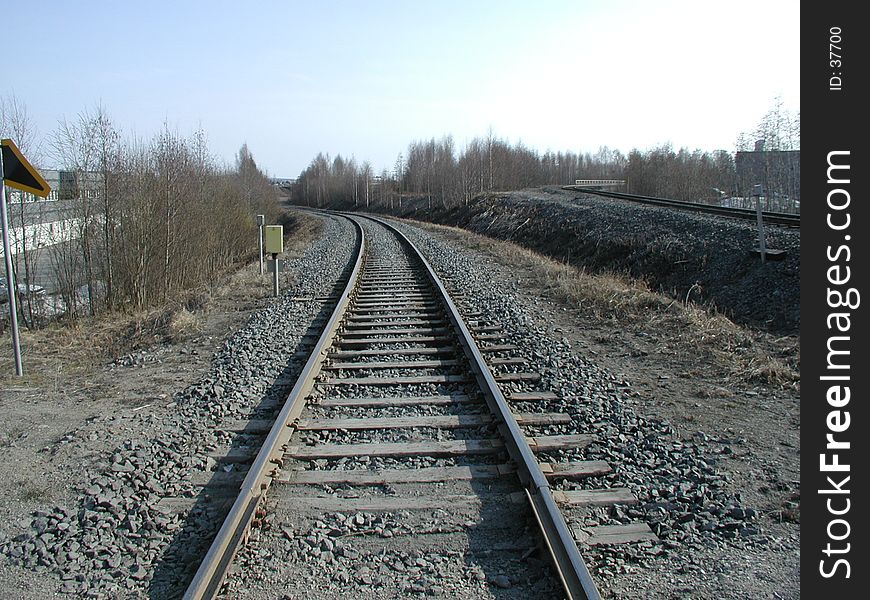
[183,214,657,599]
[561,185,800,227]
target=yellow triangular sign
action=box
[1,138,51,198]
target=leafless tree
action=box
[53,112,93,314]
[360,161,373,208]
[48,110,279,316]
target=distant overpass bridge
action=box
[572,179,626,190]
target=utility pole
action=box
[256,214,264,275]
[753,184,767,263]
[0,174,23,376]
[1,139,51,377]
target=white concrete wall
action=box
[0,218,81,257]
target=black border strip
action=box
[801,4,867,596]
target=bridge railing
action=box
[573,179,626,188]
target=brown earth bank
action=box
[320,186,800,334]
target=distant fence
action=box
[573,179,626,189]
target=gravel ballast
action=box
[0,209,799,599]
[0,213,358,598]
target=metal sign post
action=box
[264,225,284,298]
[752,184,767,263]
[256,214,265,275]
[1,139,53,377]
[271,253,279,296]
[0,176,24,376]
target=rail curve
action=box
[184,213,655,599]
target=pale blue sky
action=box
[8,0,800,177]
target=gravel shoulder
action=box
[390,216,800,599]
[0,209,357,598]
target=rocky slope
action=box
[357,187,800,333]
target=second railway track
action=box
[561,185,800,227]
[184,214,657,599]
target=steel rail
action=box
[183,217,366,600]
[562,185,800,226]
[365,214,601,600]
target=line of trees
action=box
[292,136,740,211]
[735,98,800,153]
[625,146,737,201]
[293,134,628,211]
[2,96,279,327]
[291,102,800,213]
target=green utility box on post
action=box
[264,225,284,254]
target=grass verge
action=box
[0,208,323,385]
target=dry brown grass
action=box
[0,208,325,385]
[0,320,105,386]
[0,279,234,386]
[0,281,231,385]
[216,264,274,300]
[405,219,799,388]
[283,209,325,259]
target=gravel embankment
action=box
[390,217,798,599]
[0,214,358,598]
[365,187,800,333]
